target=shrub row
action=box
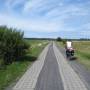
[0,26,29,65]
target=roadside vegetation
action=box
[0,26,29,65]
[56,37,66,44]
[73,41,90,69]
[0,26,48,90]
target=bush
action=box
[56,37,62,41]
[0,26,29,65]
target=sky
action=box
[0,0,90,39]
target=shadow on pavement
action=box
[20,55,37,62]
[68,56,77,61]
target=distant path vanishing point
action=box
[12,42,88,90]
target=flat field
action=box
[73,41,90,69]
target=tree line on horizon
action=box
[25,37,90,41]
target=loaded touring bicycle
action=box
[65,41,74,59]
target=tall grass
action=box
[73,41,90,59]
[73,41,90,69]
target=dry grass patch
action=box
[73,41,90,69]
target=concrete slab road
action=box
[35,43,64,90]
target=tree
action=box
[56,37,62,41]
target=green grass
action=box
[56,41,65,47]
[0,40,48,90]
[26,40,49,56]
[0,61,32,90]
[73,41,90,69]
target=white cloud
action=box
[0,13,63,32]
[80,30,90,38]
[45,4,88,20]
[23,0,45,13]
[23,0,60,15]
[83,23,90,30]
[5,0,26,11]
